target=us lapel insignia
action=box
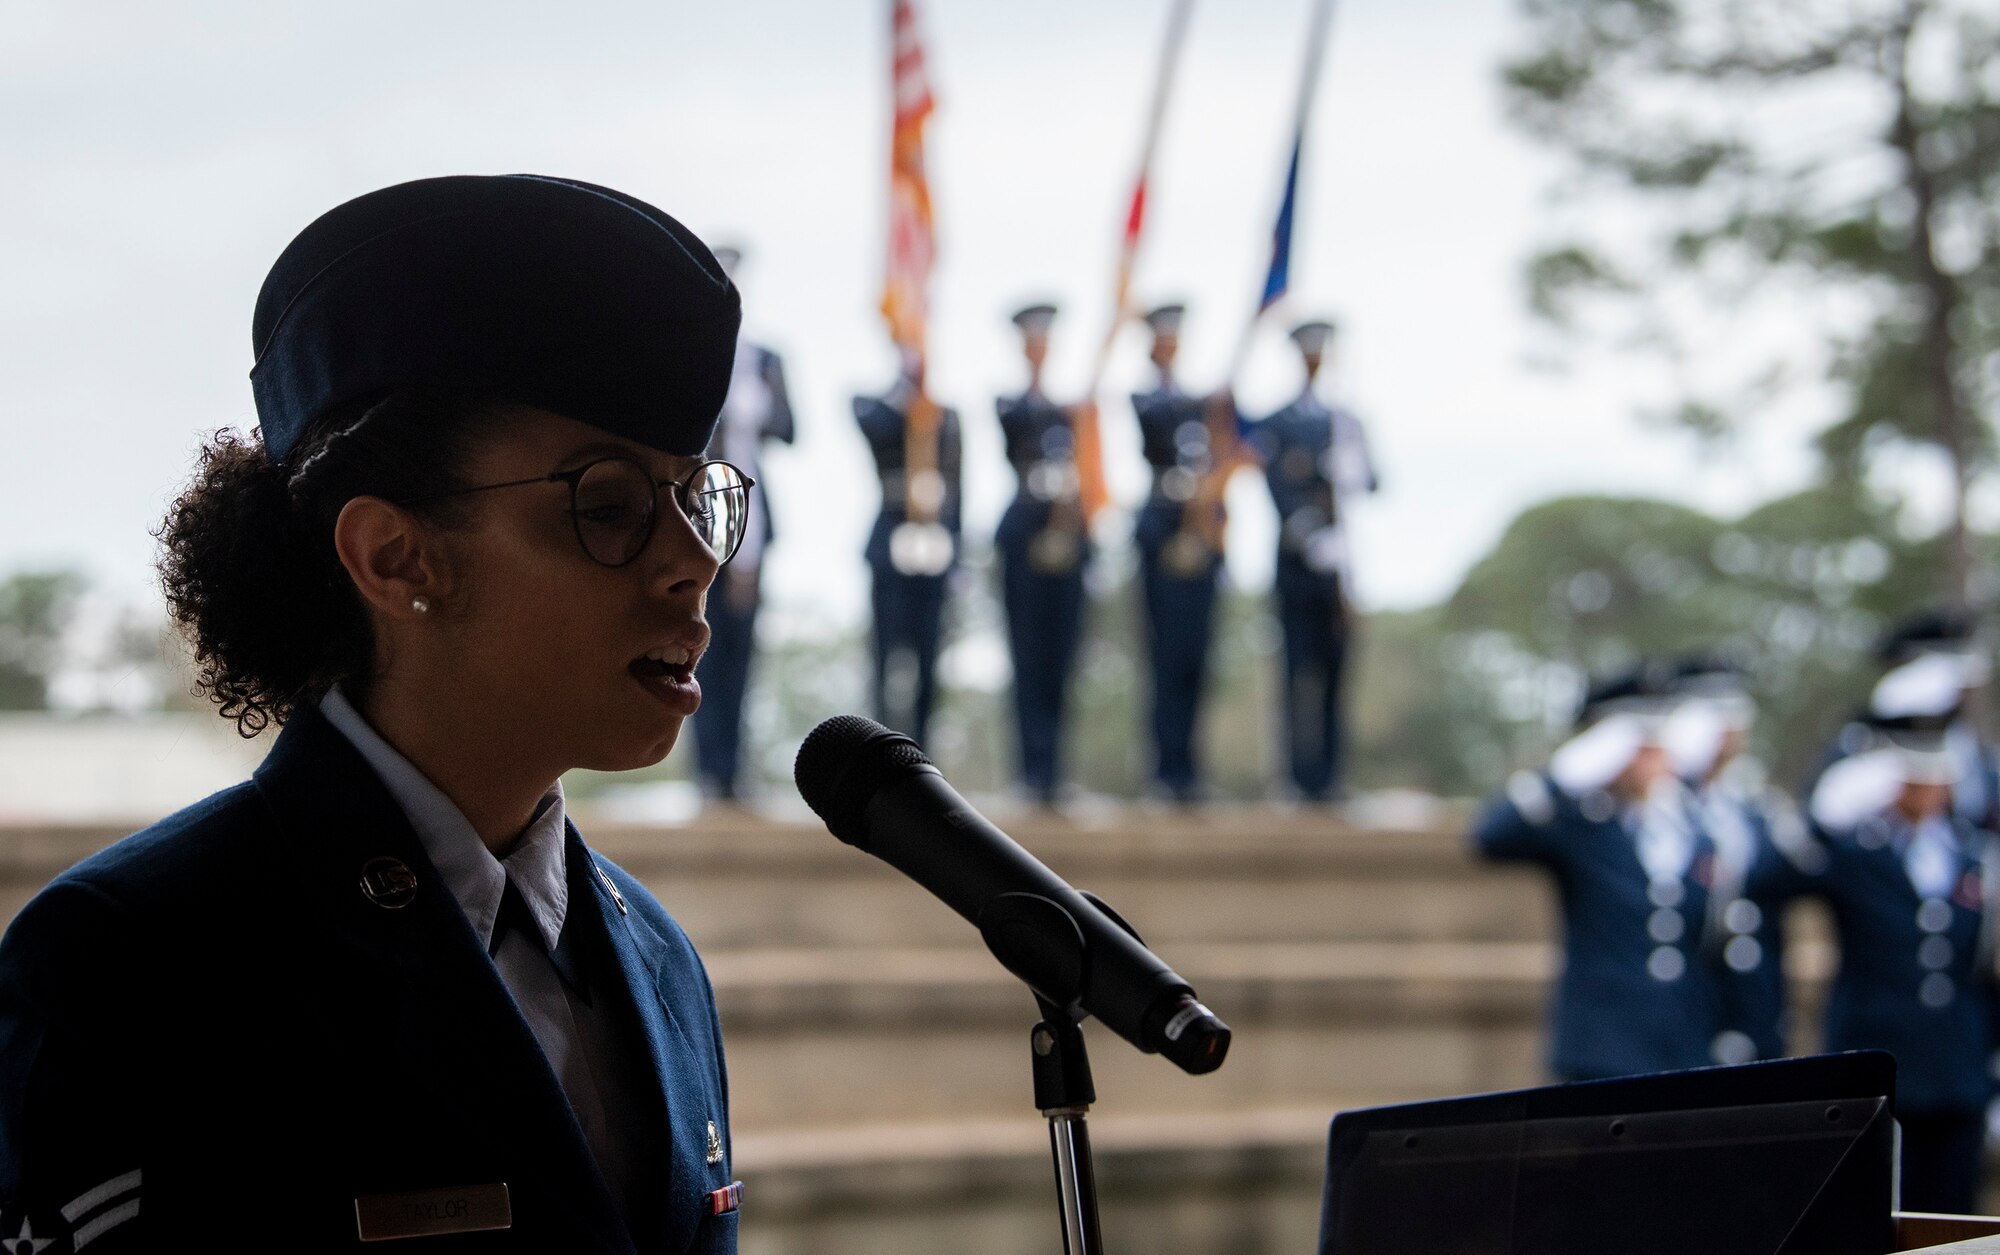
[706,1120,724,1165]
[595,863,628,915]
[359,856,419,909]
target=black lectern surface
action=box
[1320,1052,1896,1255]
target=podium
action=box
[1320,1053,1901,1255]
[1894,1215,2000,1252]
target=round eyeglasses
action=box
[410,457,756,567]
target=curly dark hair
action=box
[156,389,499,736]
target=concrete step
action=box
[735,1107,1333,1255]
[708,939,1837,1133]
[0,812,1558,950]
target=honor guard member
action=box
[995,303,1089,805]
[1245,319,1378,802]
[1806,609,1997,830]
[0,176,749,1252]
[1131,303,1231,803]
[1807,709,2000,1214]
[1663,657,1822,1064]
[692,244,796,802]
[1472,663,1727,1081]
[854,352,962,746]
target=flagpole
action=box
[1225,0,1337,390]
[1088,0,1196,391]
[1070,0,1196,523]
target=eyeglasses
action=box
[411,456,755,567]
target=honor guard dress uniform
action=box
[1131,304,1230,803]
[1471,666,1727,1081]
[1664,659,1823,1064]
[855,376,962,747]
[1245,320,1378,802]
[995,305,1089,804]
[692,246,796,801]
[0,174,743,1253]
[1807,716,2000,1214]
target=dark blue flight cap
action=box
[1576,658,1681,727]
[250,174,741,461]
[1875,607,1981,665]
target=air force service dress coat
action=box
[1813,808,1998,1117]
[0,706,736,1254]
[1473,773,1725,1081]
[1693,780,1821,1063]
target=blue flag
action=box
[1259,138,1301,311]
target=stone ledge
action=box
[708,940,1834,1030]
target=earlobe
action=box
[332,496,445,621]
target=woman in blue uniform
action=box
[1471,666,1727,1081]
[0,176,750,1253]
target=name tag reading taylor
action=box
[355,1182,512,1241]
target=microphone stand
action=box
[1031,993,1102,1255]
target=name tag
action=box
[355,1182,512,1242]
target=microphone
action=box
[794,715,1229,1076]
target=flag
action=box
[1078,0,1196,522]
[1244,0,1336,343]
[880,0,935,361]
[1258,139,1301,311]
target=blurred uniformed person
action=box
[1807,609,1996,829]
[1131,304,1230,803]
[854,352,962,746]
[1472,663,1727,1081]
[693,244,795,802]
[1246,319,1378,802]
[995,303,1089,805]
[1664,657,1822,1064]
[1808,707,2000,1214]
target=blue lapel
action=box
[569,827,714,1248]
[252,708,635,1254]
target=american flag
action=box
[880,0,935,360]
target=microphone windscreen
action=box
[793,715,933,846]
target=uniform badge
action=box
[705,1121,724,1165]
[2,1215,56,1253]
[595,863,628,916]
[705,1181,743,1216]
[359,857,418,909]
[354,1183,511,1241]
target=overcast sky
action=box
[3,0,1839,638]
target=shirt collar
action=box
[319,686,568,952]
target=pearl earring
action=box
[411,597,431,614]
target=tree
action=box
[0,571,85,710]
[1506,0,2000,607]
